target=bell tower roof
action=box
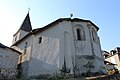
[20,13,32,32]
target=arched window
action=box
[92,28,98,43]
[76,26,85,41]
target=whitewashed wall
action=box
[13,30,29,44]
[28,24,61,76]
[28,20,105,76]
[27,20,75,76]
[72,22,93,56]
[12,35,32,78]
[72,22,105,74]
[11,19,106,78]
[12,31,20,44]
[58,21,75,74]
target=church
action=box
[9,13,106,78]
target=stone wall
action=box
[0,48,19,79]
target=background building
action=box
[103,47,120,73]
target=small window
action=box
[25,42,28,45]
[39,37,42,44]
[76,28,85,41]
[92,28,98,43]
[92,31,95,41]
[76,28,81,40]
[24,42,27,54]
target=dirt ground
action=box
[82,74,120,80]
[62,74,120,80]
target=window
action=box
[76,28,81,40]
[76,27,85,41]
[92,30,95,41]
[92,28,98,43]
[39,37,42,44]
[24,42,27,54]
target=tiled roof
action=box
[0,43,7,48]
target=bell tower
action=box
[12,13,32,44]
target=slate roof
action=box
[20,13,32,32]
[0,43,7,48]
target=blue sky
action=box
[0,0,120,51]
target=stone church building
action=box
[10,13,106,78]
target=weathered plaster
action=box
[11,19,106,78]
